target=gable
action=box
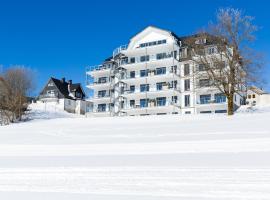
[127,26,177,50]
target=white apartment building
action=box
[86,26,244,116]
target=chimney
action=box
[61,78,65,83]
[68,80,72,93]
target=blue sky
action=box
[0,0,269,95]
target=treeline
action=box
[0,66,35,125]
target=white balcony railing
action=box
[122,101,180,110]
[113,44,128,57]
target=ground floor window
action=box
[215,110,227,113]
[185,111,191,114]
[200,94,211,104]
[97,104,106,112]
[215,93,226,103]
[140,99,148,108]
[185,95,190,107]
[172,96,178,104]
[157,113,167,115]
[200,111,212,114]
[156,97,166,106]
[130,100,135,108]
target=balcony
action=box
[119,55,179,70]
[121,71,180,84]
[86,65,112,76]
[39,93,59,100]
[90,94,112,103]
[121,87,180,99]
[86,78,112,89]
[121,101,181,114]
[113,44,128,57]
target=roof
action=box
[248,86,268,95]
[50,77,85,99]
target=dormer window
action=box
[139,39,166,48]
[195,38,206,44]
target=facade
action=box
[38,77,88,115]
[247,86,270,106]
[86,26,244,116]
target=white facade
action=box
[86,26,243,116]
[247,86,270,106]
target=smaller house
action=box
[38,77,88,114]
[246,86,270,106]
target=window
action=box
[47,90,55,95]
[130,100,135,108]
[130,71,135,78]
[98,77,107,83]
[140,84,149,92]
[140,69,148,77]
[97,104,106,112]
[200,94,211,104]
[215,93,226,103]
[130,57,135,63]
[199,79,210,87]
[156,53,167,60]
[248,95,251,99]
[140,55,149,62]
[98,90,106,97]
[48,82,54,87]
[185,95,190,107]
[156,97,166,106]
[200,111,212,114]
[156,67,166,75]
[208,47,216,54]
[156,82,165,91]
[129,85,135,93]
[140,99,148,108]
[215,110,227,113]
[172,96,178,103]
[139,39,166,48]
[184,79,190,91]
[185,111,191,114]
[252,94,256,98]
[171,65,177,74]
[198,64,206,71]
[184,64,190,76]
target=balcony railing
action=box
[92,94,111,99]
[122,87,180,95]
[39,93,59,99]
[86,65,112,73]
[113,44,128,57]
[119,54,177,67]
[122,70,179,80]
[123,101,180,110]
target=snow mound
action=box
[26,102,77,120]
[236,105,270,114]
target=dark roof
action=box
[50,77,85,99]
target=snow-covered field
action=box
[0,103,270,199]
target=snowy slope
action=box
[0,106,270,199]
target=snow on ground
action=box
[0,104,270,199]
[26,102,79,120]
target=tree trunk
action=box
[227,94,234,116]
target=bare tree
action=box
[0,66,36,122]
[185,8,262,115]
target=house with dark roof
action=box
[38,77,88,114]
